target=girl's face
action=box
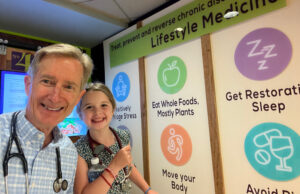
[80,90,114,131]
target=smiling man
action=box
[0,44,94,193]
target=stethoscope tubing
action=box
[53,147,68,193]
[56,147,63,179]
[3,111,29,194]
[3,111,28,176]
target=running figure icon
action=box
[167,128,183,161]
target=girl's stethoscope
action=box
[2,111,68,193]
[88,128,132,191]
[87,128,128,174]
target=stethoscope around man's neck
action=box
[3,111,68,193]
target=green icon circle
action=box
[244,122,300,181]
[157,56,187,94]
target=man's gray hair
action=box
[27,43,94,90]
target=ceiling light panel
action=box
[78,0,130,22]
[116,0,168,20]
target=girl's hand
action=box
[109,145,132,172]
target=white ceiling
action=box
[0,0,176,48]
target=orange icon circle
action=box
[160,124,192,166]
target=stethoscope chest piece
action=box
[53,178,68,193]
[53,147,68,193]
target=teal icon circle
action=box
[244,122,300,181]
[112,72,130,102]
[157,56,187,94]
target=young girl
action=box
[74,82,157,194]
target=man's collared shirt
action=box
[0,110,78,193]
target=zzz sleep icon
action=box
[253,129,294,172]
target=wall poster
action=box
[211,0,300,193]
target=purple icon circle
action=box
[235,28,292,80]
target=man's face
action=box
[24,55,85,132]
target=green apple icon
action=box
[162,60,180,87]
[158,56,187,94]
